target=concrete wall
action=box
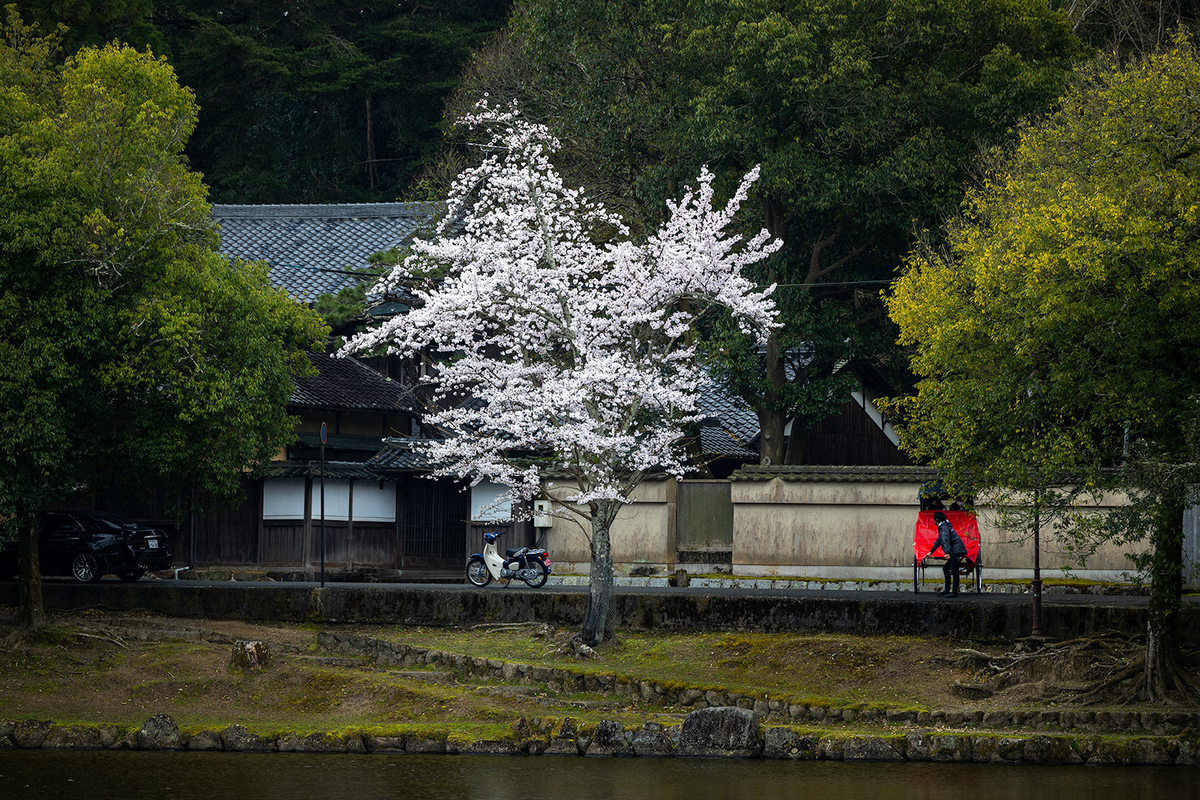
[536,471,1153,583]
[540,479,677,574]
[3,581,1196,644]
[731,476,1141,582]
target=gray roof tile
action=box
[212,202,442,301]
[730,465,936,483]
[368,437,436,472]
[697,378,760,451]
[291,352,413,412]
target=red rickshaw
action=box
[912,485,982,593]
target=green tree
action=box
[463,0,1079,465]
[0,14,326,630]
[10,0,162,53]
[150,0,508,203]
[1052,0,1198,57]
[885,39,1200,700]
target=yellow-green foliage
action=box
[883,37,1200,616]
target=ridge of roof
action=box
[729,465,937,482]
[212,201,444,219]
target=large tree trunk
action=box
[1143,495,1186,700]
[17,511,45,631]
[580,500,619,646]
[756,330,788,465]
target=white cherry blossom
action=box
[344,101,779,641]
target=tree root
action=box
[966,631,1198,706]
[0,629,28,650]
[467,622,548,633]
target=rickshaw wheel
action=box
[913,558,920,593]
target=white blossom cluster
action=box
[344,100,779,513]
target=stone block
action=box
[137,714,183,750]
[632,728,674,757]
[932,733,972,761]
[843,735,905,762]
[278,732,366,753]
[971,736,1025,763]
[587,720,634,757]
[14,719,52,749]
[1175,733,1200,766]
[761,727,819,760]
[1130,737,1173,766]
[818,735,845,760]
[221,724,274,752]
[186,729,224,751]
[1023,735,1084,765]
[43,725,102,750]
[677,707,761,758]
[982,711,1011,729]
[459,739,521,755]
[364,733,407,752]
[543,737,582,756]
[1081,736,1131,765]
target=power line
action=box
[765,279,898,288]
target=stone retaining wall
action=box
[4,582,1197,645]
[2,711,1197,766]
[316,632,1200,737]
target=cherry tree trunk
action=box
[581,500,619,646]
[17,511,45,631]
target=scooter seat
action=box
[504,548,523,558]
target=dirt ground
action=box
[0,609,1193,734]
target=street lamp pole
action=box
[1031,492,1043,636]
[320,421,327,589]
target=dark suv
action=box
[0,510,173,583]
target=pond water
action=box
[0,751,1195,800]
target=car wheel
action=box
[71,552,103,583]
[117,569,145,583]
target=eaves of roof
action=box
[294,432,387,453]
[698,426,758,459]
[266,461,379,480]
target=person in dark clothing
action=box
[928,511,968,597]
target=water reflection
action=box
[0,750,1190,800]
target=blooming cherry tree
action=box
[346,101,779,643]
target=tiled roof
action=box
[367,437,436,472]
[212,202,441,301]
[696,377,760,454]
[698,424,758,459]
[291,351,413,412]
[267,461,379,480]
[730,465,937,483]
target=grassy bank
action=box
[0,609,1194,738]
